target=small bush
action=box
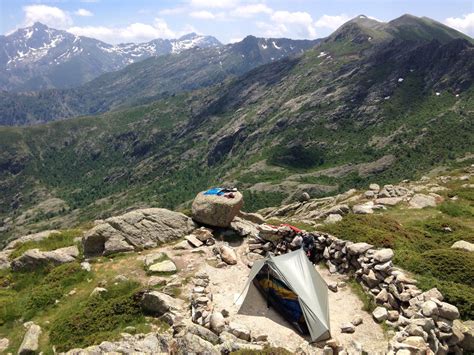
[49,281,144,352]
[10,229,82,260]
[24,263,89,319]
[400,249,474,287]
[348,279,376,313]
[318,214,415,248]
[438,201,473,218]
[231,346,293,355]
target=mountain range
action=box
[0,22,221,92]
[0,28,318,125]
[0,14,473,241]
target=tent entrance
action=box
[253,264,309,335]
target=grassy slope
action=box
[319,167,474,319]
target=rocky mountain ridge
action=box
[0,22,221,91]
[0,33,319,125]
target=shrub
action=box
[49,281,144,352]
[438,201,473,218]
[400,249,474,287]
[23,263,89,319]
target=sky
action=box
[1,0,473,44]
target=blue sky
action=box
[1,0,473,44]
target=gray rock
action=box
[148,260,177,273]
[180,333,219,354]
[375,288,389,303]
[192,191,243,228]
[351,316,363,326]
[347,242,373,255]
[409,194,437,209]
[402,336,429,352]
[451,240,474,252]
[185,234,204,247]
[141,291,184,316]
[459,320,474,352]
[353,203,374,214]
[327,281,338,293]
[90,287,107,296]
[83,208,196,257]
[375,197,403,206]
[228,322,251,341]
[364,190,375,199]
[372,306,388,322]
[369,183,380,191]
[421,300,439,317]
[340,323,355,333]
[193,227,214,241]
[387,310,399,322]
[373,248,394,263]
[18,323,41,355]
[438,301,460,320]
[230,217,259,238]
[325,214,342,224]
[144,252,166,267]
[300,192,311,202]
[237,211,265,225]
[187,324,219,344]
[210,312,226,334]
[11,245,79,271]
[219,245,237,265]
[0,338,8,353]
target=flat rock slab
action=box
[149,260,177,273]
[185,234,204,248]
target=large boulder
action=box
[82,208,196,257]
[192,191,243,227]
[11,246,79,271]
[141,291,184,316]
[409,194,437,209]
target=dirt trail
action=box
[201,245,389,353]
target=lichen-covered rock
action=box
[210,312,226,334]
[408,194,437,209]
[18,323,41,355]
[82,208,196,257]
[141,291,184,316]
[11,246,79,271]
[347,242,373,255]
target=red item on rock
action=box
[280,223,302,233]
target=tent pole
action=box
[266,268,270,309]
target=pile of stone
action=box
[184,227,215,248]
[302,233,468,354]
[186,271,268,353]
[239,224,470,353]
[244,223,299,261]
[190,272,213,327]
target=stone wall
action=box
[241,223,467,354]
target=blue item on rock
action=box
[203,187,224,196]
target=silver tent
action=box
[237,248,330,342]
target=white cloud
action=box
[445,13,474,36]
[68,18,178,43]
[270,11,316,38]
[22,5,73,28]
[314,14,351,30]
[75,8,93,17]
[231,4,273,18]
[159,7,187,16]
[256,21,288,38]
[189,0,238,8]
[80,0,99,2]
[190,10,215,20]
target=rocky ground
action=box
[0,167,473,354]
